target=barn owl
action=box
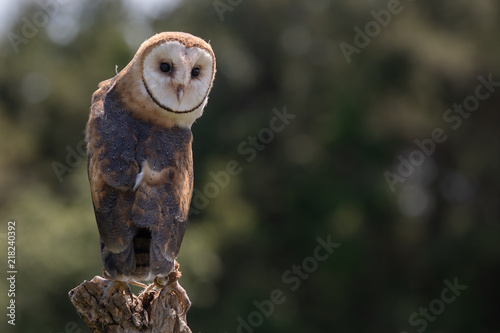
[85,32,216,314]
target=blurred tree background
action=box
[0,0,499,332]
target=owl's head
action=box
[115,32,216,128]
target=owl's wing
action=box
[130,128,194,276]
[86,79,140,272]
[87,79,140,191]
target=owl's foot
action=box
[154,262,191,315]
[156,278,191,316]
[128,280,148,288]
[100,280,133,303]
[141,282,156,295]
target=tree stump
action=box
[68,276,191,333]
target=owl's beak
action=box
[176,85,185,104]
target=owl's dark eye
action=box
[191,67,200,77]
[160,62,171,73]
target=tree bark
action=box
[68,276,191,333]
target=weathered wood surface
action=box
[68,276,191,333]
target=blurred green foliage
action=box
[0,0,499,332]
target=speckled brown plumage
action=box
[87,86,193,281]
[85,32,215,296]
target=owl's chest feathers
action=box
[130,123,194,225]
[134,146,192,199]
[133,121,193,191]
[94,104,193,183]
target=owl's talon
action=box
[100,280,132,303]
[168,280,191,315]
[153,276,191,315]
[128,280,148,289]
[139,282,156,296]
